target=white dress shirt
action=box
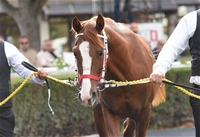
[4,41,44,85]
[153,10,200,85]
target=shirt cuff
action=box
[153,66,167,76]
[32,76,46,85]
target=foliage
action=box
[150,67,193,129]
[0,15,19,45]
[49,17,69,40]
[11,67,193,136]
[55,57,69,70]
[1,0,48,51]
[12,75,95,137]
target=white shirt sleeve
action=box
[153,10,197,75]
[4,41,45,85]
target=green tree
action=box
[0,0,47,51]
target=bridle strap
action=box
[78,74,100,84]
[75,33,83,38]
[98,30,108,83]
[75,30,108,86]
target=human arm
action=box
[150,10,197,83]
[4,41,47,84]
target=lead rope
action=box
[2,69,200,111]
[46,80,54,115]
[0,72,36,106]
[21,61,54,115]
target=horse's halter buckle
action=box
[74,30,108,91]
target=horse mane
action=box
[71,17,104,48]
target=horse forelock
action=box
[74,19,104,49]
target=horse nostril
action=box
[91,92,96,99]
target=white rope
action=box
[48,88,55,115]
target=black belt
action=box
[192,84,200,95]
[193,84,200,89]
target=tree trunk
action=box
[14,14,41,51]
[0,0,47,52]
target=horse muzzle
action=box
[78,89,98,106]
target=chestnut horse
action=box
[71,14,166,137]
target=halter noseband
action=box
[75,30,108,86]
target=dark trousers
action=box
[190,84,200,137]
[0,108,15,137]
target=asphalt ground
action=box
[81,126,195,137]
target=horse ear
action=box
[96,14,105,33]
[72,16,83,33]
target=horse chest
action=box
[100,88,146,116]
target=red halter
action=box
[78,74,100,84]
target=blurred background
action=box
[0,0,197,68]
[1,1,198,136]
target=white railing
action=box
[11,61,191,78]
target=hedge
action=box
[12,74,95,137]
[150,67,193,129]
[10,67,193,136]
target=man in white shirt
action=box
[150,10,200,136]
[0,40,48,137]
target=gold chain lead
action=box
[0,73,199,106]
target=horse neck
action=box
[105,25,135,59]
[105,27,136,80]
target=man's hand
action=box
[150,71,165,84]
[35,68,48,80]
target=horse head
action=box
[72,14,106,106]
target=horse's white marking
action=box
[79,41,92,103]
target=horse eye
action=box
[99,51,103,57]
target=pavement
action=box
[82,126,195,137]
[146,126,195,137]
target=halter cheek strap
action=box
[75,30,108,85]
